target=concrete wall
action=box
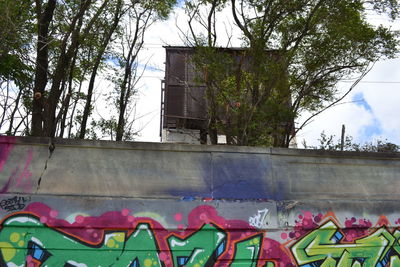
[1,136,400,266]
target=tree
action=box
[78,0,125,139]
[0,1,35,136]
[305,131,399,153]
[31,0,113,137]
[33,0,176,139]
[182,0,399,147]
[100,0,176,141]
[0,0,34,88]
[0,0,176,139]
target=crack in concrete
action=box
[36,139,55,193]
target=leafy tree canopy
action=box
[183,0,399,147]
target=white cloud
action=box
[357,59,400,144]
[296,91,376,147]
[297,57,400,147]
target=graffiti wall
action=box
[1,136,400,266]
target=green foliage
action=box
[0,0,177,139]
[306,131,399,152]
[0,0,34,87]
[142,0,177,19]
[185,0,399,147]
[0,54,33,88]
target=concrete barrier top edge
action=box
[1,135,400,159]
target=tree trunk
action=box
[116,36,137,141]
[58,51,78,138]
[42,1,92,137]
[6,86,23,135]
[79,0,122,139]
[31,0,57,136]
[78,60,100,139]
[68,78,84,138]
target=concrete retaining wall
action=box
[1,136,400,266]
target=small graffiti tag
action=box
[249,208,269,228]
[0,196,31,212]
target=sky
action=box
[129,3,400,148]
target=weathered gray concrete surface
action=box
[3,136,400,200]
[1,136,400,266]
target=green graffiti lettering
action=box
[113,223,162,267]
[0,215,160,266]
[167,224,226,266]
[391,255,400,267]
[392,230,400,256]
[320,257,337,267]
[9,213,400,266]
[230,234,262,267]
[1,215,281,266]
[291,220,397,267]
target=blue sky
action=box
[352,92,382,142]
[352,92,372,112]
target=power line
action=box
[339,81,400,84]
[141,75,164,78]
[139,77,400,84]
[138,75,400,83]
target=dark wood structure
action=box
[161,46,252,135]
[160,46,295,146]
[161,46,207,133]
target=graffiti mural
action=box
[0,203,290,267]
[2,137,400,266]
[0,137,34,194]
[0,202,398,266]
[291,220,400,267]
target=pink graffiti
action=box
[0,147,33,194]
[174,212,182,222]
[280,210,323,241]
[342,217,373,241]
[280,211,383,244]
[11,204,400,266]
[0,136,15,173]
[23,203,294,266]
[14,148,33,192]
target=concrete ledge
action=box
[1,136,400,201]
